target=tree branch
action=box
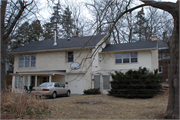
[140,0,176,15]
[3,0,34,42]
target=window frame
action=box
[115,53,122,64]
[68,51,74,63]
[19,54,36,68]
[123,53,130,63]
[115,52,138,64]
[131,52,138,63]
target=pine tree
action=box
[61,7,75,38]
[28,20,43,42]
[50,0,61,39]
[133,8,147,41]
[43,22,54,40]
[7,20,43,71]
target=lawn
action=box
[44,91,168,119]
[1,83,169,119]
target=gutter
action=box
[101,47,157,53]
[9,46,95,54]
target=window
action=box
[31,54,36,67]
[68,52,73,62]
[103,76,110,89]
[15,76,21,88]
[19,55,24,67]
[115,53,122,63]
[115,52,138,64]
[25,55,30,67]
[159,66,162,73]
[123,53,130,63]
[19,54,36,67]
[131,52,138,63]
[24,76,28,86]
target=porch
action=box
[10,70,66,92]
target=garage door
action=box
[66,74,86,94]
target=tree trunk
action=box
[139,0,179,118]
[1,40,7,91]
[163,3,179,119]
[1,0,7,91]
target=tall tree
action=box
[1,0,35,90]
[133,7,147,41]
[43,22,54,40]
[92,0,179,118]
[50,0,61,39]
[7,20,43,71]
[28,20,43,42]
[139,1,179,118]
[61,7,75,38]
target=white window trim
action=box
[115,52,138,64]
[19,54,36,68]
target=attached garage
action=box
[66,73,86,94]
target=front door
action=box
[94,75,100,89]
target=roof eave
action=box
[101,47,157,53]
[9,46,95,54]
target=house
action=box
[10,34,158,94]
[92,39,158,94]
[157,40,170,82]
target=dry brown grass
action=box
[1,87,49,119]
[45,89,169,119]
[1,83,169,119]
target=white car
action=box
[31,82,71,99]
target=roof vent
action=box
[151,36,157,41]
[67,38,70,41]
[53,30,57,46]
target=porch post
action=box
[12,76,15,92]
[100,75,103,94]
[49,75,52,82]
[28,76,31,87]
[35,75,37,87]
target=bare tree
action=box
[1,0,37,90]
[90,0,179,118]
[139,1,179,118]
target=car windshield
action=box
[39,83,53,87]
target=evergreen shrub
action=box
[83,88,100,95]
[108,67,162,98]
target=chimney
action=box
[53,30,57,46]
[151,36,157,41]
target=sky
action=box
[36,0,177,25]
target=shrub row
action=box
[108,67,162,98]
[83,88,100,95]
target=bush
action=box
[1,87,50,119]
[108,67,162,98]
[83,88,100,95]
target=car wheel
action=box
[66,91,70,97]
[52,92,57,99]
